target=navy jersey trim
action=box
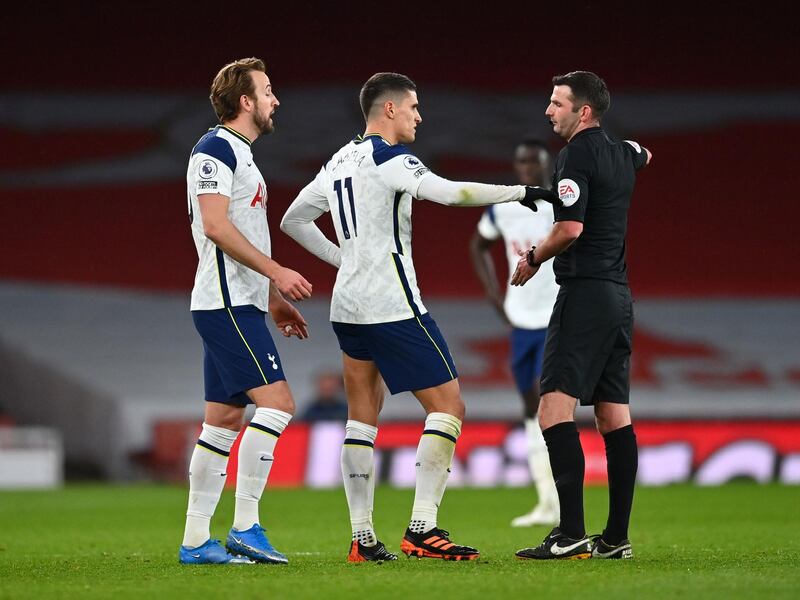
[192,131,237,172]
[371,136,412,166]
[215,247,232,307]
[196,439,231,457]
[393,192,404,254]
[353,133,390,145]
[486,205,496,226]
[423,429,457,443]
[391,253,421,317]
[219,125,252,147]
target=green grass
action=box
[0,484,798,599]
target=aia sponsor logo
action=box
[557,178,579,207]
[250,182,265,209]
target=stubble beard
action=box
[254,100,275,135]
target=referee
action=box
[511,71,651,560]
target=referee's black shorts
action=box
[540,279,633,405]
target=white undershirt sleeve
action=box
[416,173,526,207]
[280,176,341,268]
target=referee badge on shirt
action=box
[199,160,218,179]
[557,178,580,207]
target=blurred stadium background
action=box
[1,3,798,491]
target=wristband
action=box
[526,246,539,268]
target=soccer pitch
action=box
[0,484,797,599]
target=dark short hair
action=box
[359,72,417,120]
[210,57,266,123]
[552,71,610,119]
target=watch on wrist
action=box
[526,245,539,268]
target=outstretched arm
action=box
[417,173,526,207]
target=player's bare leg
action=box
[343,354,385,426]
[591,401,636,559]
[225,381,294,564]
[340,354,396,561]
[399,379,479,560]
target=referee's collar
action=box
[569,126,603,142]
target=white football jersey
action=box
[477,201,559,329]
[187,126,272,311]
[298,134,437,324]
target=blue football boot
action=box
[226,524,288,564]
[179,538,254,564]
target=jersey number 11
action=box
[334,177,357,239]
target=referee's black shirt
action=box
[551,127,648,285]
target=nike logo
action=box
[550,539,589,555]
[247,162,252,167]
[191,553,201,558]
[259,456,273,462]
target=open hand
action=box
[510,249,539,286]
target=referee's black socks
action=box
[602,424,638,545]
[542,421,585,540]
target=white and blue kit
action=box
[477,201,559,393]
[282,133,526,394]
[187,125,285,403]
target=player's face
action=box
[394,91,422,144]
[250,71,280,134]
[513,146,549,186]
[545,85,581,140]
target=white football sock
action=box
[232,407,292,532]
[182,423,239,548]
[526,417,559,510]
[409,412,462,534]
[341,420,379,546]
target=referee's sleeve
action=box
[553,145,591,223]
[623,140,649,170]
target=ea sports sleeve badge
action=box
[557,179,580,207]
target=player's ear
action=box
[240,94,254,113]
[384,99,395,119]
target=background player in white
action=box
[281,72,559,561]
[180,58,311,565]
[469,139,559,527]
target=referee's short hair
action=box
[552,71,610,119]
[359,72,417,121]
